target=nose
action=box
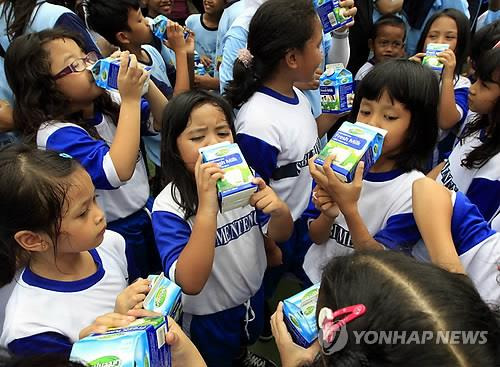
[94,205,105,225]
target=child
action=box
[152,90,293,367]
[304,59,439,283]
[5,29,167,281]
[271,251,500,367]
[435,48,500,231]
[412,8,471,166]
[0,145,151,355]
[143,0,173,18]
[411,177,500,303]
[185,0,225,90]
[355,14,406,81]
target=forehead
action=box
[186,103,229,128]
[376,24,405,38]
[429,16,457,31]
[44,38,82,55]
[361,90,404,108]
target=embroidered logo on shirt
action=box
[329,223,353,248]
[215,210,259,247]
[440,160,459,192]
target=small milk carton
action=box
[89,57,151,95]
[144,273,183,322]
[70,317,171,367]
[422,43,449,73]
[320,63,354,114]
[313,0,353,34]
[283,283,320,348]
[150,15,190,41]
[314,121,387,182]
[199,142,257,212]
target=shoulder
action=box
[36,122,87,147]
[455,75,471,89]
[153,183,187,218]
[185,14,200,27]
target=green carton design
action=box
[422,43,449,72]
[313,0,353,33]
[320,63,354,114]
[199,142,257,212]
[144,273,183,322]
[314,121,387,182]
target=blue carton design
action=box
[320,63,354,114]
[89,58,151,95]
[150,15,190,41]
[422,43,449,73]
[283,283,320,348]
[144,273,183,321]
[313,0,353,33]
[314,121,387,182]
[70,317,170,367]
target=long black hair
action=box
[160,90,236,219]
[224,0,317,108]
[461,48,500,169]
[350,59,439,173]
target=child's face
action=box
[176,103,234,173]
[203,0,225,16]
[294,16,323,83]
[56,168,107,254]
[468,77,500,114]
[47,38,103,106]
[371,25,405,62]
[357,91,411,163]
[124,8,153,46]
[147,0,172,17]
[424,16,457,52]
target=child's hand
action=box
[335,0,357,31]
[294,68,321,91]
[79,313,136,339]
[313,186,340,219]
[165,21,187,53]
[271,302,320,367]
[200,55,212,68]
[114,277,151,314]
[409,52,426,63]
[117,51,149,102]
[250,177,289,216]
[309,155,364,217]
[184,29,196,55]
[194,74,214,89]
[264,236,283,268]
[438,48,456,81]
[195,154,225,215]
[164,316,208,367]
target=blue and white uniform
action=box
[186,14,217,76]
[152,183,269,366]
[215,0,244,78]
[354,58,375,81]
[0,231,128,356]
[303,170,424,283]
[437,127,500,231]
[412,191,500,304]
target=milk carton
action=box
[283,283,320,348]
[313,0,353,34]
[150,15,190,41]
[144,273,183,321]
[320,63,354,114]
[70,317,170,367]
[88,57,151,95]
[422,43,449,73]
[199,142,257,212]
[314,121,387,182]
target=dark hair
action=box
[370,14,407,41]
[0,349,85,367]
[0,0,40,41]
[0,144,81,287]
[470,20,500,69]
[460,48,500,169]
[224,0,317,108]
[311,251,500,366]
[4,28,120,142]
[416,8,471,76]
[86,0,141,46]
[160,90,236,219]
[350,59,439,172]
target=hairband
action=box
[237,48,254,68]
[318,304,366,351]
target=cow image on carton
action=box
[144,273,183,322]
[320,63,354,114]
[283,283,320,348]
[313,0,353,34]
[422,43,449,73]
[70,316,171,367]
[314,121,387,182]
[199,142,257,212]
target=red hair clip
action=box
[318,304,366,344]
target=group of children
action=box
[0,0,499,366]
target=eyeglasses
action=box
[53,51,99,80]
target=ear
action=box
[14,230,50,253]
[115,31,130,45]
[368,38,374,51]
[284,48,299,70]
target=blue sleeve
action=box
[236,133,279,184]
[54,13,101,57]
[373,213,422,252]
[450,192,496,255]
[466,178,500,223]
[150,75,174,98]
[454,87,469,125]
[152,210,191,278]
[256,209,271,229]
[302,183,320,221]
[219,28,247,94]
[8,332,72,356]
[441,0,470,18]
[46,126,117,190]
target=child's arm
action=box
[174,155,225,295]
[308,186,340,244]
[194,74,221,90]
[250,178,293,243]
[145,81,168,131]
[412,177,465,273]
[438,49,462,130]
[79,313,137,339]
[165,22,191,95]
[0,100,13,132]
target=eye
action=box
[359,110,370,116]
[218,131,231,137]
[190,136,204,141]
[384,114,398,121]
[79,208,89,218]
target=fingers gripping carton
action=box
[422,43,449,73]
[144,273,183,322]
[313,0,353,34]
[320,63,354,114]
[199,142,257,212]
[70,317,171,367]
[283,283,320,348]
[314,121,387,182]
[149,15,190,41]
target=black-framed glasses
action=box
[53,51,99,80]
